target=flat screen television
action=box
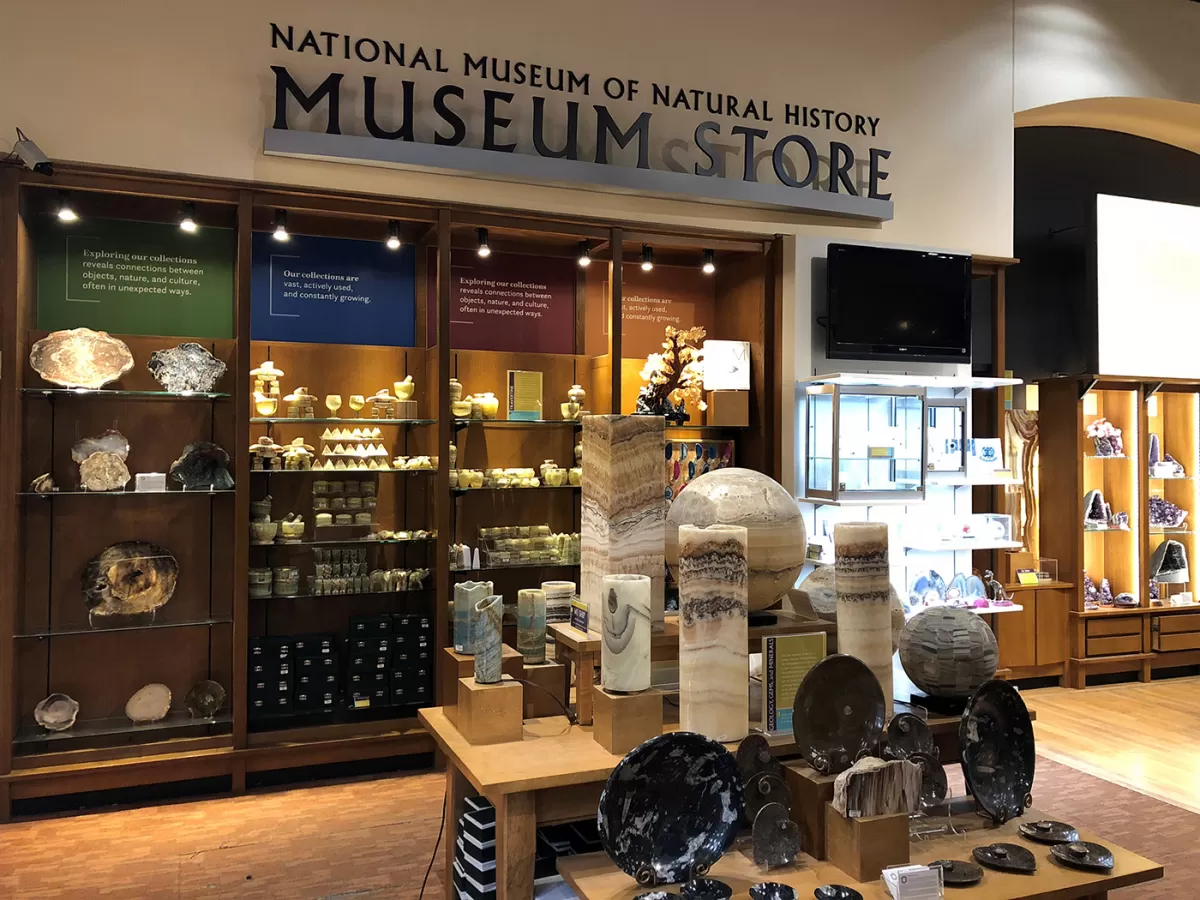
[826,243,972,364]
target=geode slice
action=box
[1151,539,1189,584]
[125,683,171,724]
[34,693,80,732]
[79,451,131,492]
[1114,592,1139,608]
[71,429,130,464]
[147,342,227,393]
[184,680,226,717]
[29,328,134,389]
[1110,511,1129,530]
[83,541,178,618]
[170,442,234,490]
[1150,495,1188,529]
[1083,490,1108,529]
[1149,433,1161,468]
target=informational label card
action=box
[763,632,827,733]
[37,218,235,338]
[251,233,415,346]
[507,369,543,420]
[428,249,576,354]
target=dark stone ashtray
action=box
[932,859,984,887]
[749,883,798,900]
[681,878,733,900]
[973,842,1037,874]
[1051,841,1115,873]
[1019,819,1079,845]
[814,886,863,900]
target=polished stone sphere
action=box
[899,607,998,698]
[666,468,806,612]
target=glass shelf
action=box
[252,417,436,425]
[14,711,231,748]
[254,537,436,548]
[250,468,433,476]
[1083,527,1132,534]
[15,617,233,639]
[453,486,580,495]
[454,418,583,429]
[1150,529,1194,535]
[452,562,580,573]
[1083,454,1130,460]
[20,489,235,498]
[254,589,432,601]
[23,387,229,399]
[1149,475,1194,481]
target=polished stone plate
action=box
[749,883,798,900]
[972,842,1036,874]
[886,712,936,760]
[598,731,744,886]
[752,802,801,869]
[814,886,863,900]
[680,878,732,900]
[83,541,179,619]
[185,680,226,718]
[960,680,1035,824]
[170,441,234,490]
[147,342,227,393]
[744,772,792,825]
[634,893,677,900]
[932,859,983,887]
[1019,819,1079,845]
[736,732,783,783]
[908,751,948,806]
[792,654,885,775]
[1051,841,1114,873]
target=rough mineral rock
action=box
[83,541,178,618]
[1150,495,1188,529]
[29,328,134,389]
[125,683,171,724]
[1114,592,1138,608]
[1099,577,1115,606]
[71,429,130,464]
[1109,511,1129,530]
[1083,490,1109,528]
[29,473,57,493]
[34,693,79,732]
[184,680,226,718]
[147,342,227,393]
[1151,539,1189,584]
[170,441,234,490]
[1148,433,1161,468]
[79,451,131,492]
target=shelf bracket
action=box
[1079,377,1098,400]
[1145,382,1164,402]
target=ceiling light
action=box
[577,241,591,268]
[273,209,289,242]
[56,192,77,223]
[476,228,491,258]
[640,244,654,272]
[386,220,401,250]
[702,248,715,275]
[179,202,198,233]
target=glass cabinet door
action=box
[836,389,925,499]
[927,400,967,473]
[805,390,835,497]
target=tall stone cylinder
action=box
[541,580,576,628]
[473,594,504,684]
[601,574,652,693]
[581,415,666,631]
[518,588,547,664]
[454,580,492,654]
[834,522,894,718]
[678,523,749,742]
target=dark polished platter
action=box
[960,680,1035,824]
[792,655,885,775]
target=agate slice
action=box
[34,693,79,732]
[147,342,227,393]
[30,328,134,389]
[170,442,234,490]
[125,683,171,724]
[79,451,131,492]
[597,731,744,886]
[83,541,178,619]
[185,680,226,718]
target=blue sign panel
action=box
[251,233,415,346]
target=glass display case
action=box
[927,398,967,473]
[801,383,926,503]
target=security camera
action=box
[13,128,53,175]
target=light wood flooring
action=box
[1027,675,1200,815]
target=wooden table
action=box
[550,610,836,725]
[557,807,1163,899]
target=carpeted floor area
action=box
[0,752,1189,898]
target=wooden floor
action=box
[1027,675,1200,815]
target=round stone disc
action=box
[972,842,1037,874]
[909,751,948,806]
[736,732,782,783]
[1019,819,1079,845]
[887,712,936,759]
[932,859,984,887]
[1051,841,1115,873]
[744,773,792,825]
[752,802,801,869]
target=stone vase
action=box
[678,523,749,742]
[518,588,547,664]
[834,522,894,718]
[601,574,652,693]
[472,594,504,684]
[541,580,576,627]
[454,580,492,654]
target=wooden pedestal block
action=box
[705,390,749,427]
[592,687,663,755]
[442,644,524,726]
[782,763,837,859]
[395,399,418,419]
[457,676,524,745]
[824,803,909,882]
[523,659,568,718]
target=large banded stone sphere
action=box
[898,607,998,698]
[666,468,805,612]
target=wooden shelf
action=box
[1073,604,1200,618]
[1003,580,1074,591]
[1072,653,1154,665]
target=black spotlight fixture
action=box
[476,227,491,258]
[386,220,402,250]
[272,209,289,242]
[702,248,715,275]
[640,244,654,272]
[179,202,198,233]
[577,241,592,268]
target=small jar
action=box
[335,513,353,526]
[328,481,345,495]
[272,566,300,597]
[248,568,272,598]
[330,496,346,510]
[312,496,330,511]
[313,480,330,496]
[354,512,373,525]
[364,496,377,509]
[344,480,360,495]
[346,496,363,510]
[361,481,376,497]
[315,512,334,527]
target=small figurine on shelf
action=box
[248,436,284,471]
[395,376,415,401]
[253,392,278,417]
[325,394,343,417]
[1085,417,1123,457]
[283,438,315,470]
[369,388,398,419]
[635,325,707,425]
[277,513,305,543]
[285,386,317,419]
[348,394,366,417]
[250,360,284,399]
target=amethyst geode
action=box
[1150,496,1188,529]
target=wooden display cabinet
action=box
[0,164,784,817]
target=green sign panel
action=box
[37,218,235,338]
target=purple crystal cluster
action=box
[1086,417,1123,457]
[1148,433,1186,477]
[1149,495,1188,529]
[1083,489,1129,530]
[1083,572,1115,611]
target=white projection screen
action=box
[1097,194,1200,378]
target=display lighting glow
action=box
[640,244,654,272]
[476,227,491,258]
[179,202,198,233]
[386,220,401,250]
[273,209,289,242]
[577,241,591,268]
[702,248,716,275]
[56,192,77,223]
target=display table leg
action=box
[495,790,536,899]
[443,760,470,899]
[576,649,597,726]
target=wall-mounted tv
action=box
[826,243,972,364]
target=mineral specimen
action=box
[125,683,171,724]
[146,342,227,393]
[1149,495,1188,529]
[78,451,131,492]
[1083,572,1100,610]
[1083,490,1110,529]
[29,473,57,493]
[1098,578,1114,606]
[1149,433,1160,468]
[71,429,130,464]
[170,442,234,490]
[29,328,134,389]
[34,693,79,732]
[83,541,178,619]
[184,680,226,717]
[1085,417,1123,457]
[1151,539,1189,584]
[1114,592,1138,608]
